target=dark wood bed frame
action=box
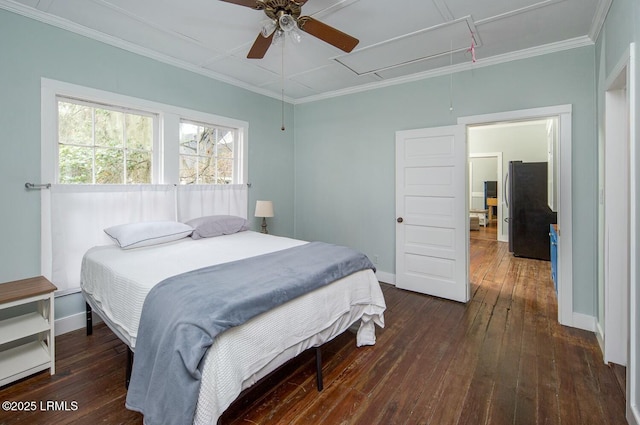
[85,302,324,391]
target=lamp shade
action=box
[255,200,274,218]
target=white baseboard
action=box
[596,320,605,359]
[571,312,597,333]
[629,404,640,425]
[375,271,395,285]
[55,311,102,336]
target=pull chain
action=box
[281,36,285,131]
[449,39,454,113]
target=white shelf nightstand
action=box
[0,276,57,386]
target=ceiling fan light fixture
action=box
[272,28,285,46]
[261,18,276,37]
[225,0,359,59]
[278,14,297,32]
[287,27,301,43]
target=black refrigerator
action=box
[506,161,557,260]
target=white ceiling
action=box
[2,0,610,102]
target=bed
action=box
[80,227,386,425]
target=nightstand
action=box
[0,276,57,386]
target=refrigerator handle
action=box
[504,171,509,208]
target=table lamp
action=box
[255,200,274,234]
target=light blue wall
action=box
[294,47,597,316]
[0,9,295,319]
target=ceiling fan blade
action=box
[247,32,275,59]
[219,0,263,9]
[297,16,358,53]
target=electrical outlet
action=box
[373,254,379,264]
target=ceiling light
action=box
[276,13,301,44]
[278,14,296,32]
[272,29,284,46]
[261,18,276,37]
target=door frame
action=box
[459,105,574,327]
[602,49,630,367]
[469,152,505,241]
[602,42,639,425]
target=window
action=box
[179,120,236,184]
[57,98,155,184]
[43,78,248,186]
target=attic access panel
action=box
[336,16,479,76]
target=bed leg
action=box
[85,302,93,336]
[126,348,134,389]
[315,347,323,392]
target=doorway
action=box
[601,60,629,367]
[394,105,573,327]
[459,105,573,327]
[468,120,555,244]
[599,42,637,425]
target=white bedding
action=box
[80,231,386,424]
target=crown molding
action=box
[589,0,613,42]
[0,0,295,103]
[294,36,594,104]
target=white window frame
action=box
[41,78,249,185]
[57,96,159,184]
[178,119,240,185]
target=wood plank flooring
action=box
[0,231,627,424]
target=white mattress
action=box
[80,231,386,424]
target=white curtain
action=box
[42,184,248,295]
[176,184,248,222]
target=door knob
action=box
[397,217,403,223]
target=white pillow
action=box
[104,221,193,249]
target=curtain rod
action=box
[25,182,51,190]
[25,183,251,189]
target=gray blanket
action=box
[125,241,375,425]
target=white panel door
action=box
[396,125,469,302]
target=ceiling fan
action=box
[221,0,359,59]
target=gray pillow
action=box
[185,215,250,239]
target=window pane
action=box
[95,109,124,148]
[199,156,215,183]
[198,128,215,157]
[95,148,124,184]
[58,102,93,146]
[219,129,235,145]
[59,145,93,183]
[126,114,153,151]
[179,123,199,155]
[127,150,151,184]
[179,121,237,185]
[216,158,233,184]
[179,155,198,184]
[218,139,234,160]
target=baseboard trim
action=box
[596,321,605,360]
[376,271,395,285]
[55,311,102,336]
[629,403,640,425]
[571,312,597,333]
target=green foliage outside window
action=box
[58,100,153,184]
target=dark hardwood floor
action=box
[0,229,627,424]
